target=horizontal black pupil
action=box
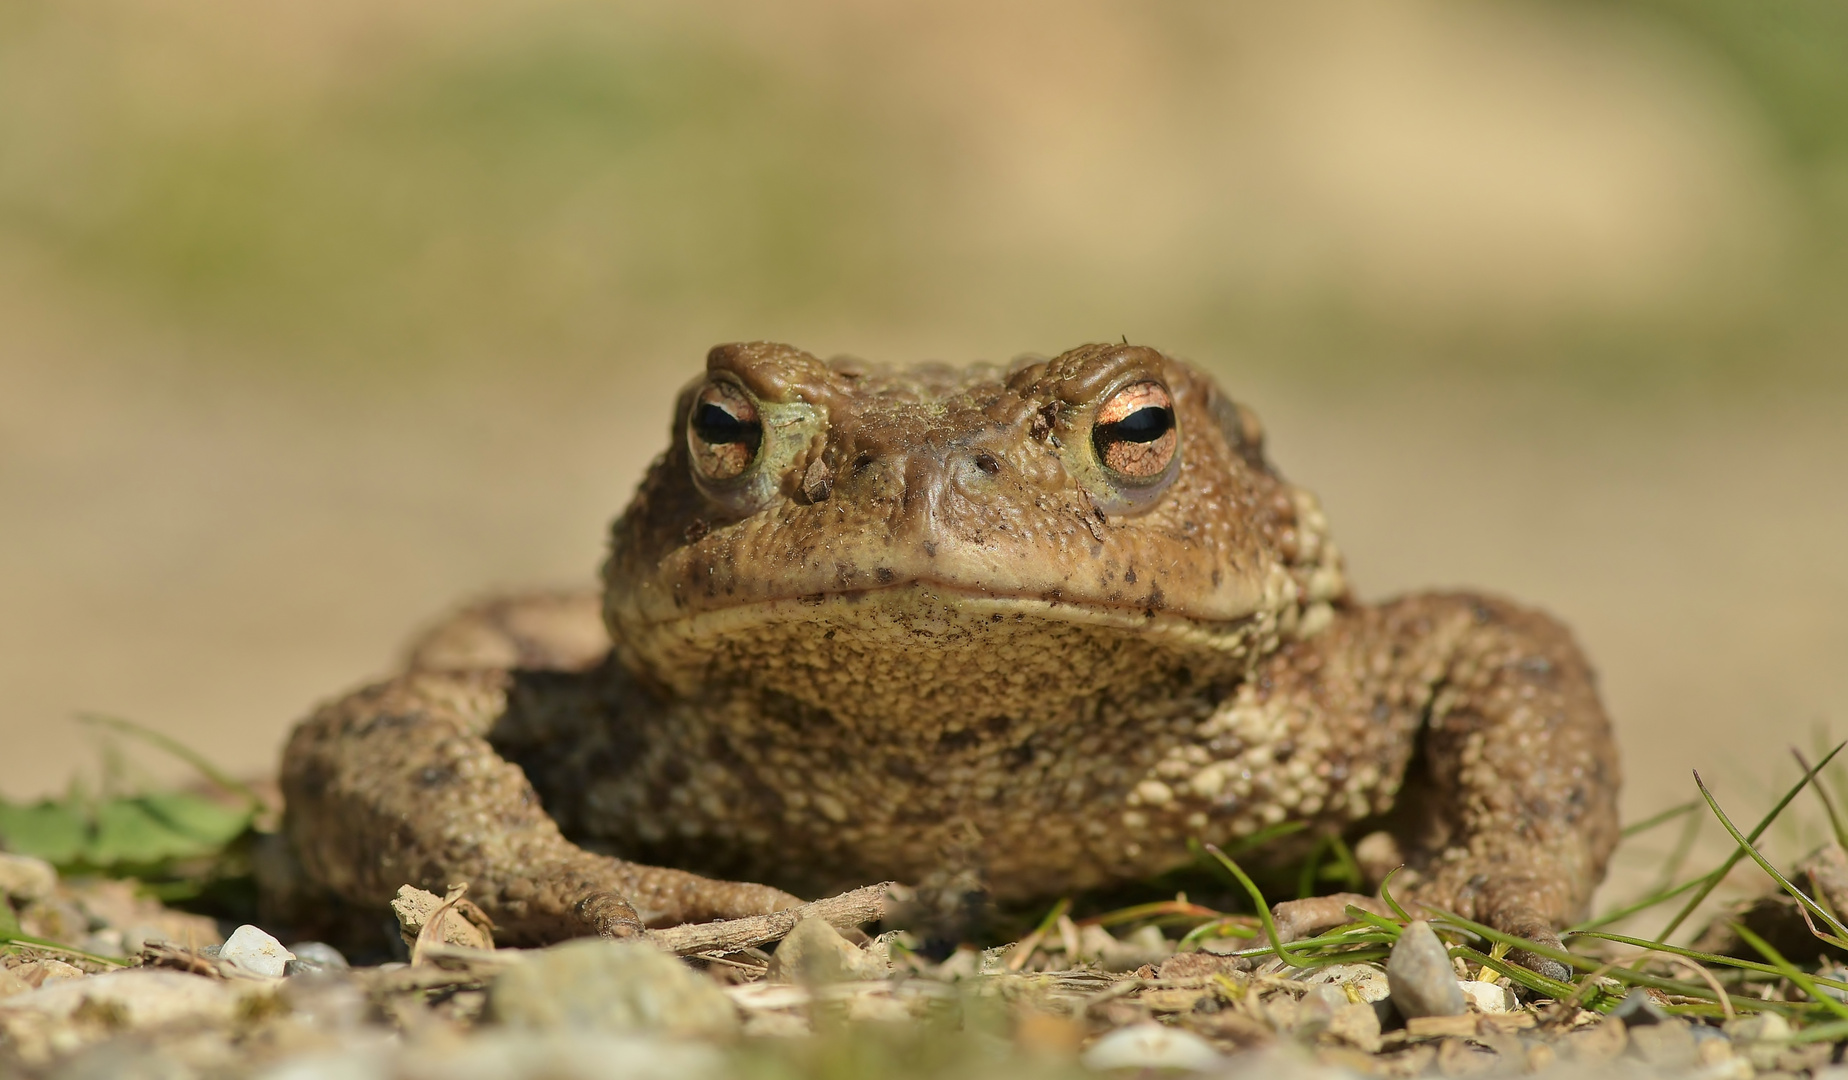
[1100,406,1173,444]
[693,402,760,447]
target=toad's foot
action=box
[1253,592,1617,981]
[281,665,804,946]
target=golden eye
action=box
[688,380,763,481]
[1092,381,1177,480]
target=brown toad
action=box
[279,342,1619,967]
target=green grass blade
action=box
[1573,875,1708,933]
[1378,866,1413,923]
[1569,930,1848,993]
[1201,843,1310,967]
[1695,771,1848,945]
[1796,748,1848,852]
[76,713,267,814]
[1622,800,1702,839]
[1657,741,1847,941]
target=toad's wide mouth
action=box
[607,581,1283,723]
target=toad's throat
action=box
[612,584,1272,732]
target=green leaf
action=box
[0,799,90,865]
[85,794,251,866]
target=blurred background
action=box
[3,0,1845,892]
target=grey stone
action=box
[218,924,295,978]
[488,939,738,1038]
[766,917,886,984]
[284,941,349,976]
[1385,920,1466,1019]
[1610,985,1669,1026]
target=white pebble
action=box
[1081,1021,1222,1072]
[1458,979,1516,1013]
[218,924,296,978]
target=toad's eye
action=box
[1092,381,1177,481]
[688,380,763,482]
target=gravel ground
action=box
[0,853,1815,1079]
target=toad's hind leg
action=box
[278,592,800,946]
[1265,594,1620,976]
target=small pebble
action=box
[1296,962,1390,1003]
[766,917,885,984]
[1609,985,1669,1026]
[1456,979,1515,1014]
[284,941,350,977]
[218,924,296,978]
[1081,1021,1223,1071]
[488,939,738,1038]
[0,853,58,903]
[1386,920,1466,1019]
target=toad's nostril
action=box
[851,451,878,476]
[973,452,1001,476]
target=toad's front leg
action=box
[1263,593,1620,974]
[279,667,801,946]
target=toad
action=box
[280,342,1619,970]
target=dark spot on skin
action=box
[1029,402,1059,441]
[417,766,456,789]
[661,757,690,785]
[983,715,1012,735]
[1094,507,1107,525]
[884,756,921,781]
[1371,700,1391,723]
[937,728,982,752]
[683,518,709,543]
[1273,742,1296,763]
[990,613,1003,623]
[875,567,896,584]
[1124,568,1137,584]
[974,452,1001,475]
[1211,568,1222,587]
[923,541,938,557]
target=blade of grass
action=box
[1623,800,1702,839]
[1695,771,1848,946]
[1080,898,1228,929]
[1569,930,1848,994]
[1005,897,1070,972]
[1795,748,1848,852]
[1428,906,1725,1004]
[1378,866,1413,923]
[1201,843,1310,966]
[1323,835,1363,892]
[76,713,266,815]
[1649,808,1705,896]
[1452,946,1579,1000]
[1177,917,1259,950]
[1344,905,1406,936]
[1572,875,1709,933]
[1657,741,1846,941]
